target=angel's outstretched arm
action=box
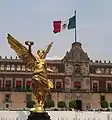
[47,68,54,72]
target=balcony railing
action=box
[51,88,65,92]
[1,87,111,93]
[0,87,32,92]
[70,88,89,92]
[91,89,112,93]
[0,87,65,92]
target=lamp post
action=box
[25,41,34,53]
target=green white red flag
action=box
[53,15,76,34]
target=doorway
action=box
[6,104,9,109]
[76,100,82,110]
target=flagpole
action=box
[75,10,77,42]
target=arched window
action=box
[6,65,10,71]
[11,65,15,71]
[110,69,112,74]
[1,65,4,70]
[105,68,109,74]
[16,65,21,71]
[22,65,26,71]
[26,68,31,72]
[101,68,105,74]
[96,68,101,74]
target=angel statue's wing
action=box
[7,33,37,69]
[43,42,53,59]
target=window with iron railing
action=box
[106,82,112,92]
[26,81,32,90]
[74,81,81,89]
[56,81,61,89]
[0,80,1,88]
[15,80,22,89]
[92,82,98,92]
[5,80,12,89]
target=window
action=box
[65,79,69,85]
[6,104,9,108]
[5,80,12,89]
[107,82,111,89]
[26,68,31,72]
[11,65,15,71]
[101,68,104,74]
[105,68,109,74]
[74,64,81,73]
[15,80,22,89]
[110,69,112,74]
[0,80,1,88]
[74,81,81,89]
[96,68,101,74]
[1,65,4,70]
[22,66,26,71]
[16,65,21,71]
[26,81,32,90]
[6,65,10,71]
[92,82,98,92]
[106,81,112,91]
[52,67,56,71]
[56,81,61,89]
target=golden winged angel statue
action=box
[7,33,54,112]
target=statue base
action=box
[27,112,51,120]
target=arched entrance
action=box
[76,100,82,110]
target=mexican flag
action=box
[53,15,76,34]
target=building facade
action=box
[0,42,112,110]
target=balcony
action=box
[91,89,112,93]
[0,87,32,92]
[51,88,65,92]
[48,72,65,76]
[70,88,88,93]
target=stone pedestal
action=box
[27,112,51,120]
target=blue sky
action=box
[0,0,112,61]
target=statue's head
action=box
[37,49,45,58]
